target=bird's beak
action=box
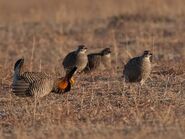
[83,47,87,52]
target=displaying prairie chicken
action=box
[84,48,111,72]
[12,58,77,98]
[62,45,88,73]
[123,50,152,85]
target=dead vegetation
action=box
[0,0,185,139]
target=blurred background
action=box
[0,0,184,23]
[0,0,185,76]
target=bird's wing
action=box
[62,51,77,70]
[124,57,141,69]
[85,54,101,71]
[22,72,50,82]
[123,57,142,82]
[29,78,54,98]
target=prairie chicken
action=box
[123,50,152,85]
[12,58,77,98]
[84,48,111,72]
[62,45,88,73]
[100,48,112,69]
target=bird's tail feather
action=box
[14,58,24,76]
[12,79,31,97]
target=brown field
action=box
[0,0,185,138]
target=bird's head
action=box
[77,44,87,54]
[101,48,111,56]
[142,50,152,61]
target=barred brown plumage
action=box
[62,45,88,74]
[12,58,77,98]
[84,48,111,72]
[123,50,152,85]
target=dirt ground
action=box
[0,0,185,139]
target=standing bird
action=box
[84,48,111,72]
[100,48,112,69]
[123,50,152,85]
[12,58,77,98]
[62,45,88,74]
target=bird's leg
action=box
[70,77,75,85]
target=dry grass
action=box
[0,0,185,138]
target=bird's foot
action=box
[70,77,75,85]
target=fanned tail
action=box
[12,79,31,97]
